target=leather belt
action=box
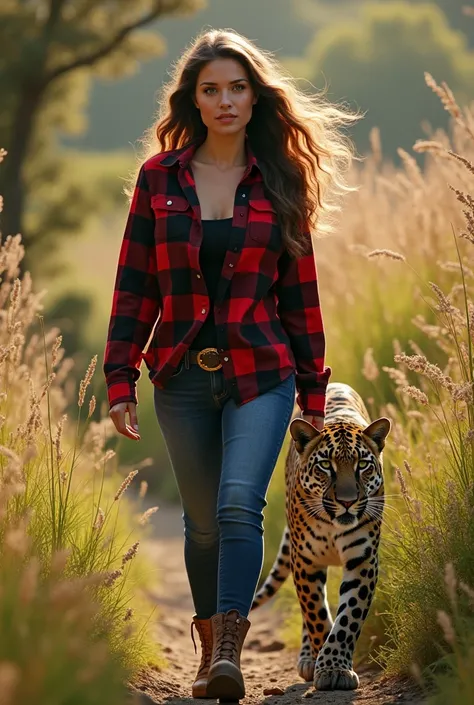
[187,347,223,372]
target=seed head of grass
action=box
[401,385,429,405]
[362,347,379,381]
[367,248,406,262]
[121,542,139,567]
[78,355,97,408]
[437,610,456,645]
[114,470,138,501]
[139,507,158,526]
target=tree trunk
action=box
[1,82,44,272]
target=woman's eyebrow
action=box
[199,78,248,86]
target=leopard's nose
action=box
[339,499,356,509]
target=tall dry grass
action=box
[264,73,474,700]
[354,75,474,680]
[0,147,158,704]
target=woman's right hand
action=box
[109,401,141,441]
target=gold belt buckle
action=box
[196,347,222,372]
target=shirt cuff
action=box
[107,381,138,411]
[297,388,328,418]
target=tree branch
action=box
[44,0,68,34]
[41,0,183,88]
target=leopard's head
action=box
[290,418,391,528]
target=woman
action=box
[103,29,357,701]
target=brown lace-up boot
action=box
[191,616,213,698]
[206,609,251,701]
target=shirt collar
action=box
[158,134,259,174]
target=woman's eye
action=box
[203,85,244,95]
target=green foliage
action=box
[26,148,133,278]
[379,465,474,674]
[0,540,131,705]
[415,1,474,38]
[0,0,204,275]
[426,612,474,705]
[285,2,474,159]
[302,1,473,43]
[0,302,158,671]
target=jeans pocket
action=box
[170,358,185,378]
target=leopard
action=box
[251,382,391,691]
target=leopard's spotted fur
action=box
[251,382,391,691]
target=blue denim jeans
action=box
[153,354,296,618]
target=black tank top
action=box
[191,217,232,350]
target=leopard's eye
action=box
[319,460,332,470]
[358,460,370,470]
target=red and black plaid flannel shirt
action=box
[103,138,331,417]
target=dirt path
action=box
[132,505,424,705]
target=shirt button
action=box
[196,273,201,278]
[240,212,244,217]
[228,263,234,268]
[201,308,206,314]
[167,200,172,205]
[233,246,238,252]
[241,193,246,198]
[223,356,229,362]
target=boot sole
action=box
[191,688,213,699]
[206,664,245,701]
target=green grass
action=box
[0,210,160,702]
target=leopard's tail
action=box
[250,526,291,610]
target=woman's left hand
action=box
[302,414,325,432]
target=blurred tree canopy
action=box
[286,1,474,159]
[302,0,473,45]
[0,0,204,277]
[394,0,474,42]
[72,0,315,152]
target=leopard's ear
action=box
[362,417,391,453]
[290,419,321,454]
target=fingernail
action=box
[133,425,139,431]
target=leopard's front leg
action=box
[313,544,379,690]
[291,550,333,682]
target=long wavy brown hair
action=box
[130,28,361,257]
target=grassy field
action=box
[5,71,474,702]
[0,147,160,703]
[262,75,474,703]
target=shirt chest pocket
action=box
[247,199,281,250]
[151,194,192,242]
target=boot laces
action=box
[191,621,212,677]
[215,617,241,660]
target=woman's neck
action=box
[194,132,247,170]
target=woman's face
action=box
[194,57,257,135]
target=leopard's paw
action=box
[313,667,359,691]
[297,657,316,683]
